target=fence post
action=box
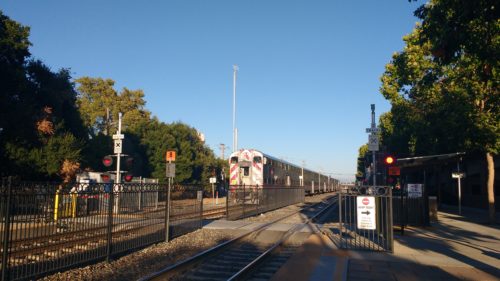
[138,184,142,211]
[242,185,246,217]
[338,192,342,248]
[106,188,114,263]
[388,189,394,253]
[199,188,203,229]
[165,179,171,242]
[1,177,12,281]
[226,187,229,219]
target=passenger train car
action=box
[229,149,339,194]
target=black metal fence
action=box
[0,180,202,281]
[393,186,428,228]
[337,186,394,252]
[226,185,304,220]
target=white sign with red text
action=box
[357,196,376,230]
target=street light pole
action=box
[232,65,239,152]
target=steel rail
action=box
[139,195,338,281]
[227,197,338,280]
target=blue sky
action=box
[2,1,422,182]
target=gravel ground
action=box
[41,229,237,281]
[42,192,336,281]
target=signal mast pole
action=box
[371,105,376,188]
[116,113,122,184]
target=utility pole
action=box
[232,65,239,152]
[219,144,226,160]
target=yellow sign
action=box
[166,150,176,162]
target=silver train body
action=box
[229,149,339,194]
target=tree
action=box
[76,77,151,137]
[414,0,499,223]
[381,0,499,222]
[356,144,369,182]
[0,12,86,181]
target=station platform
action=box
[273,207,500,281]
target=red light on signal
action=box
[124,173,133,182]
[385,156,395,165]
[103,156,113,167]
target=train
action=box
[228,149,339,194]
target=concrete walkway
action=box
[273,206,500,281]
[346,207,500,281]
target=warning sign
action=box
[407,183,423,198]
[357,196,376,230]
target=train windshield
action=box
[253,156,262,163]
[230,157,238,164]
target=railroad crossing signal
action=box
[166,150,176,162]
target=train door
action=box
[239,162,252,186]
[286,175,291,186]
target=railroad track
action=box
[3,206,228,266]
[140,195,338,281]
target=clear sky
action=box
[1,1,423,182]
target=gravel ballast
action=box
[42,192,336,281]
[41,229,237,281]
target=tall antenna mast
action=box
[232,65,239,152]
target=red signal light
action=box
[102,156,113,167]
[384,156,395,165]
[124,173,133,182]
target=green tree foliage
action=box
[75,77,151,137]
[414,0,499,223]
[382,0,499,221]
[75,79,222,185]
[0,11,229,185]
[0,11,86,180]
[356,144,369,180]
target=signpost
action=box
[165,150,176,242]
[210,177,217,205]
[357,196,376,230]
[452,161,465,215]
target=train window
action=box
[243,167,249,176]
[253,156,262,163]
[230,157,238,164]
